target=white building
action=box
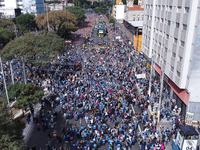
[141,0,200,120]
[114,3,125,22]
[0,0,44,18]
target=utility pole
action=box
[0,56,10,107]
[10,61,14,85]
[22,57,27,84]
[157,70,164,124]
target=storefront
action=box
[154,63,189,118]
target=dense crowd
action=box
[0,13,185,150]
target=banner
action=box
[185,112,194,125]
[135,73,146,79]
[175,132,184,149]
[182,140,197,150]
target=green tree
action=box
[109,16,115,27]
[7,82,44,109]
[0,31,65,78]
[134,0,138,4]
[105,12,109,18]
[0,96,25,149]
[0,18,16,46]
[16,13,36,31]
[35,10,77,38]
[66,6,86,24]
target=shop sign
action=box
[185,112,194,125]
[164,74,169,83]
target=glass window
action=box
[169,6,172,11]
[185,7,189,13]
[177,6,181,13]
[172,52,176,58]
[176,22,179,28]
[177,71,181,77]
[0,0,5,2]
[183,24,187,31]
[181,41,185,47]
[171,66,174,71]
[166,34,169,39]
[168,20,171,25]
[174,38,177,44]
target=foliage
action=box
[94,6,108,14]
[122,0,127,4]
[66,6,86,24]
[35,10,77,38]
[109,16,115,27]
[44,0,61,4]
[1,31,65,76]
[16,13,37,31]
[0,96,25,149]
[134,0,138,4]
[8,82,44,109]
[0,18,16,46]
[105,12,109,18]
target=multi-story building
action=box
[141,0,200,120]
[0,0,44,18]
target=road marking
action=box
[131,105,141,132]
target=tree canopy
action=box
[16,13,36,31]
[0,96,25,149]
[35,10,77,38]
[7,82,44,109]
[66,6,86,24]
[1,31,65,76]
[0,18,16,47]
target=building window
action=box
[183,24,187,31]
[179,56,182,62]
[17,0,22,2]
[165,47,168,52]
[0,0,5,2]
[174,38,177,44]
[164,60,166,65]
[177,6,181,13]
[177,71,181,77]
[172,52,176,58]
[166,34,169,39]
[162,5,165,10]
[181,41,185,47]
[161,18,164,23]
[169,6,172,11]
[176,22,179,28]
[185,7,189,13]
[171,66,174,71]
[0,4,5,7]
[168,20,171,25]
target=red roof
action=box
[128,5,144,11]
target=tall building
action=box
[141,0,200,120]
[0,0,44,18]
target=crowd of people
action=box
[0,12,186,150]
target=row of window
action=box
[145,4,189,14]
[0,4,5,7]
[170,66,181,77]
[0,0,4,2]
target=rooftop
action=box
[128,21,143,28]
[128,5,144,11]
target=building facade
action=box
[0,0,44,18]
[141,0,200,120]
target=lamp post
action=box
[46,3,50,32]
